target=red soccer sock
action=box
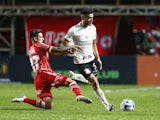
[23,98,45,108]
[69,81,82,96]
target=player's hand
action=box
[97,58,102,70]
[67,45,82,54]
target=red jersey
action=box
[29,43,52,76]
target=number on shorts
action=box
[92,62,97,70]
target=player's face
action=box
[82,13,94,27]
[37,33,44,43]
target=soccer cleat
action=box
[108,104,115,111]
[68,71,89,83]
[11,96,26,102]
[76,95,92,104]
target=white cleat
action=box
[11,96,26,102]
[76,95,92,104]
[68,71,89,84]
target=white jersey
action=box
[65,22,97,64]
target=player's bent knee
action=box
[67,78,75,82]
[65,78,77,86]
[43,97,53,109]
[45,101,53,109]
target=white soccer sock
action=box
[94,88,110,110]
[36,100,46,108]
[70,72,88,83]
[74,74,88,83]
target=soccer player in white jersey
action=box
[63,8,115,111]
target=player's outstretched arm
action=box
[49,45,81,56]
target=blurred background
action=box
[0,0,160,85]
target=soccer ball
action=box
[120,98,135,111]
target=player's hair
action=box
[30,29,42,38]
[81,8,94,15]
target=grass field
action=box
[0,83,160,120]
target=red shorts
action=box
[34,70,67,99]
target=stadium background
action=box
[0,0,160,85]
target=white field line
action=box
[105,86,160,93]
[61,118,71,120]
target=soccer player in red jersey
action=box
[11,29,92,109]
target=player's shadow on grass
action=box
[0,107,38,111]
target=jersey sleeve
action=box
[39,43,51,52]
[64,26,74,42]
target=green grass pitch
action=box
[0,83,160,120]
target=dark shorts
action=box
[75,59,99,78]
